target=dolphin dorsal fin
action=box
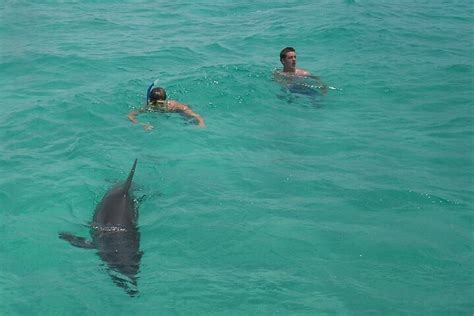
[123,159,138,196]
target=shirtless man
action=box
[128,87,205,130]
[275,47,328,94]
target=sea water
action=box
[1,1,473,314]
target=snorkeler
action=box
[127,87,205,130]
[274,47,328,94]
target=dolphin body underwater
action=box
[59,159,142,296]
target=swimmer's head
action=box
[280,47,296,62]
[149,87,167,103]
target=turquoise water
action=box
[1,1,473,314]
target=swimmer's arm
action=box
[183,107,206,128]
[173,103,205,128]
[128,108,154,130]
[127,108,147,124]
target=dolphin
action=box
[59,159,142,296]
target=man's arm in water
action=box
[169,101,206,128]
[127,107,146,123]
[127,108,153,130]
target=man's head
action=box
[280,47,297,72]
[149,87,167,103]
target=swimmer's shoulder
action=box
[295,68,311,76]
[274,69,311,77]
[166,100,187,111]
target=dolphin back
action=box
[123,159,138,196]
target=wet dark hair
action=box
[280,47,295,61]
[149,87,167,102]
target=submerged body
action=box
[59,159,142,296]
[274,46,328,96]
[274,72,326,106]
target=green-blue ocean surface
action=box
[1,1,473,314]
